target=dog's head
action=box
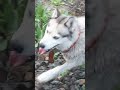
[39,9,78,54]
[8,0,34,67]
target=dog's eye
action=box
[62,34,69,38]
[53,36,59,39]
[47,30,50,33]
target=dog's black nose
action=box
[9,41,24,53]
[39,43,45,48]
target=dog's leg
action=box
[36,60,81,83]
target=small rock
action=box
[69,72,74,76]
[71,77,76,81]
[75,85,80,90]
[59,88,65,90]
[24,72,33,81]
[80,79,85,85]
[40,61,49,66]
[75,80,80,84]
[57,76,63,81]
[44,86,50,90]
[70,85,75,90]
[51,80,62,85]
[62,84,68,89]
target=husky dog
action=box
[36,9,85,83]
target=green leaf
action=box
[60,70,69,77]
[35,4,50,43]
[0,39,7,51]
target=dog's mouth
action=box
[38,44,59,54]
[38,48,50,54]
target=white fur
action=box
[36,15,85,83]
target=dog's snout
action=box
[39,43,45,48]
[9,41,24,53]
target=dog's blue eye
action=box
[53,36,59,39]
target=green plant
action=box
[54,52,60,60]
[80,63,85,69]
[51,0,63,6]
[0,0,27,51]
[59,70,69,77]
[81,84,85,90]
[35,4,50,47]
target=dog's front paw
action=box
[36,72,50,83]
[36,70,57,83]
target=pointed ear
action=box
[64,17,74,28]
[51,8,60,18]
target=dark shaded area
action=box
[0,0,34,89]
[86,0,120,90]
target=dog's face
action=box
[39,9,75,54]
[9,0,35,67]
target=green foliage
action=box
[0,0,27,51]
[81,84,85,90]
[0,0,27,34]
[51,0,63,6]
[80,63,85,69]
[35,4,50,47]
[113,85,120,90]
[0,39,7,51]
[54,52,60,60]
[60,70,69,77]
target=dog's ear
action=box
[64,17,74,28]
[51,8,60,18]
